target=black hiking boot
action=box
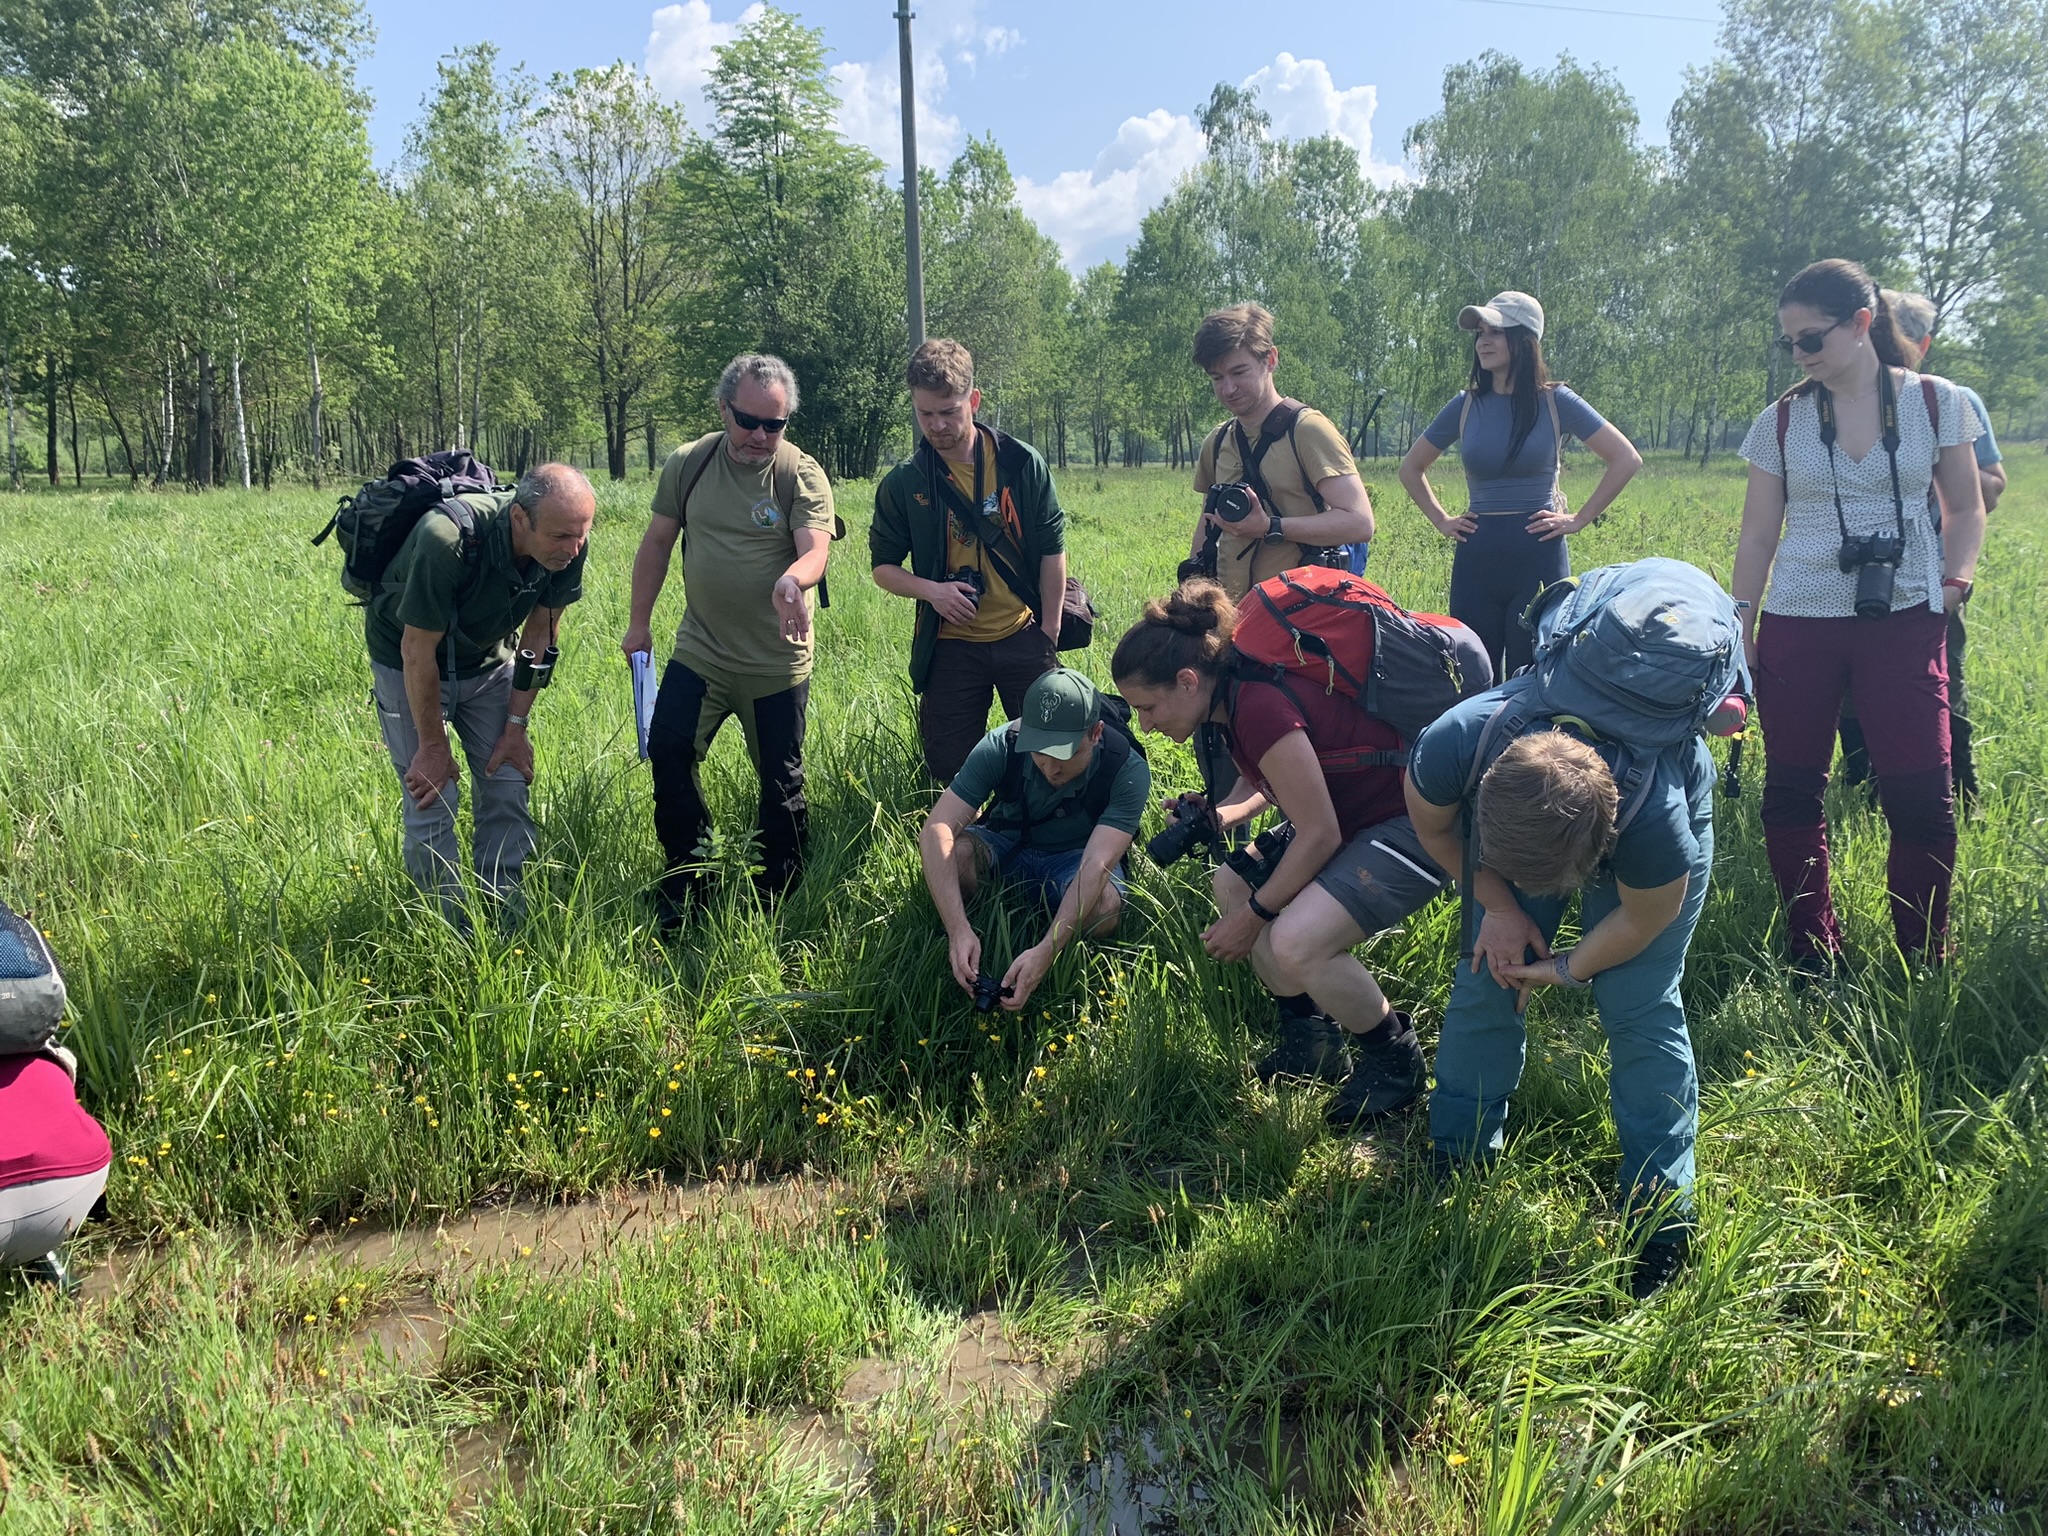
[653,873,707,937]
[1325,1011,1424,1129]
[1629,1230,1692,1300]
[1255,1012,1352,1086]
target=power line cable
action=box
[1456,0,1717,22]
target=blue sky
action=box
[359,0,1724,267]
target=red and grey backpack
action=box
[1229,567,1494,770]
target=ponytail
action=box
[1111,578,1238,689]
[1867,289,1913,370]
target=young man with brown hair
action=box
[1404,688,1714,1300]
[1187,303,1375,602]
[871,338,1067,784]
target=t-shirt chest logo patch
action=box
[750,497,782,529]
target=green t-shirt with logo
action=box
[364,489,586,679]
[655,434,836,682]
[950,723,1152,856]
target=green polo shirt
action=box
[364,490,586,678]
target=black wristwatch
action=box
[1246,893,1281,922]
[1262,515,1288,545]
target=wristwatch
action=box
[1262,515,1288,545]
[1246,893,1281,922]
[1942,577,1973,604]
[1552,948,1591,987]
[506,713,530,728]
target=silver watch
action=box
[1553,948,1591,987]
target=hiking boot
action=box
[22,1249,80,1297]
[1255,1012,1352,1085]
[1787,949,1842,995]
[654,873,707,937]
[1629,1231,1692,1300]
[1325,1012,1424,1129]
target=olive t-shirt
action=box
[654,434,836,681]
[951,723,1153,856]
[939,435,1032,643]
[364,489,586,679]
[1193,406,1358,601]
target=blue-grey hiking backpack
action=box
[1456,559,1747,922]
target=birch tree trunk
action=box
[231,339,252,489]
[0,330,19,491]
[304,287,325,489]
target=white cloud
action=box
[1015,110,1208,269]
[1018,53,1404,269]
[830,50,962,172]
[644,0,763,131]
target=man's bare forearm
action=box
[399,629,449,747]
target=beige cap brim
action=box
[1458,304,1505,332]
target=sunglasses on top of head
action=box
[730,407,788,434]
[1774,317,1849,356]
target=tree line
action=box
[1,0,2044,493]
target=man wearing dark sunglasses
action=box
[871,338,1069,784]
[624,353,838,930]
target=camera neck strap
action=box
[1815,368,1906,557]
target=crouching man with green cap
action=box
[919,669,1151,1011]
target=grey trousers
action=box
[370,661,534,923]
[0,1165,108,1265]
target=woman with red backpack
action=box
[1111,575,1488,1127]
[1732,259,1986,976]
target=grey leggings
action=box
[0,1165,107,1265]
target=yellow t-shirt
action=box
[938,436,1032,643]
[1192,406,1358,601]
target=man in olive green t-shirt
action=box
[622,353,835,929]
[365,462,594,929]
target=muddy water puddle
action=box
[82,1174,847,1304]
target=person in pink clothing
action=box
[0,1052,111,1280]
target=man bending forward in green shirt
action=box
[365,462,594,929]
[920,669,1151,1011]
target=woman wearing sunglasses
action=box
[1399,290,1642,679]
[1731,259,1985,978]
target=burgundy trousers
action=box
[1755,607,1954,961]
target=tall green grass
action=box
[1,455,2044,1531]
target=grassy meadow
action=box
[2,448,2046,1533]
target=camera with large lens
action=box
[511,644,559,691]
[971,970,1013,1014]
[1203,481,1256,524]
[1837,532,1902,621]
[1146,793,1223,867]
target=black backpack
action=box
[981,694,1147,852]
[313,450,499,600]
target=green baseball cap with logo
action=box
[1015,668,1102,760]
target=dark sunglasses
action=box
[1774,317,1848,356]
[730,407,788,434]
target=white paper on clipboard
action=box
[630,650,658,759]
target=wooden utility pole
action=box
[895,1,925,352]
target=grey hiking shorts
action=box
[1312,815,1451,935]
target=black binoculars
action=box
[972,970,1014,1014]
[512,644,560,691]
[1837,533,1902,621]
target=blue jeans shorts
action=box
[963,826,1129,912]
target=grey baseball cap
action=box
[1459,290,1545,339]
[1014,668,1101,760]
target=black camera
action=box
[1146,794,1223,867]
[948,566,986,604]
[511,644,559,691]
[1837,533,1902,621]
[1204,481,1257,524]
[972,970,1013,1014]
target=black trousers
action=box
[647,660,810,898]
